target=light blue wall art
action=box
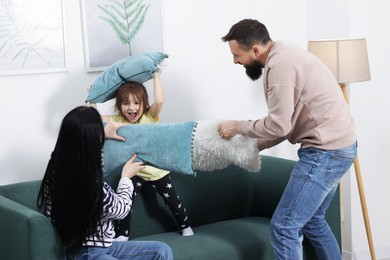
[0,0,66,75]
[81,0,163,72]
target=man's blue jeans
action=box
[74,240,173,260]
[270,142,357,260]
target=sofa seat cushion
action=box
[133,216,274,260]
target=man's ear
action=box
[252,45,261,57]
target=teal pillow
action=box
[103,121,196,177]
[86,52,168,103]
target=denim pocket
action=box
[325,143,357,187]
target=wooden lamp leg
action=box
[340,83,376,260]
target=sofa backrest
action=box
[104,155,300,239]
[0,156,292,241]
[105,164,255,239]
[249,155,296,218]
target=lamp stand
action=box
[340,83,376,260]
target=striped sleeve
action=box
[83,178,134,247]
[102,178,134,220]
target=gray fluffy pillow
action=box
[192,121,261,172]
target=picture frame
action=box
[80,0,164,72]
[0,0,67,76]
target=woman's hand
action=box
[121,154,145,179]
[104,122,125,141]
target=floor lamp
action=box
[308,38,375,260]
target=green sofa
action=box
[0,155,341,259]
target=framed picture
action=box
[0,0,67,75]
[80,0,164,72]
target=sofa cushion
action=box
[134,217,274,260]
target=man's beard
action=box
[244,60,263,81]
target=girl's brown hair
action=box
[115,81,150,119]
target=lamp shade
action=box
[308,38,371,84]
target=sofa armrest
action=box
[0,195,66,260]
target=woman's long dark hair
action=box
[37,106,105,254]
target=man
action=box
[218,19,357,259]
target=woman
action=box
[37,106,173,260]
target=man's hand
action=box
[217,120,239,140]
[104,122,125,142]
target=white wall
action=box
[348,0,390,259]
[307,0,390,259]
[0,0,388,259]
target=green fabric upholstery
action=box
[133,217,274,260]
[0,155,341,260]
[0,180,41,211]
[0,193,66,260]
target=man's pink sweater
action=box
[238,42,356,151]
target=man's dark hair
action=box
[221,19,271,50]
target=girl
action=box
[37,106,173,260]
[102,70,194,241]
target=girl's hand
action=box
[88,102,97,108]
[121,154,145,179]
[155,66,162,77]
[104,122,125,141]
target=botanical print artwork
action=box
[98,0,150,55]
[0,0,66,75]
[81,0,163,72]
